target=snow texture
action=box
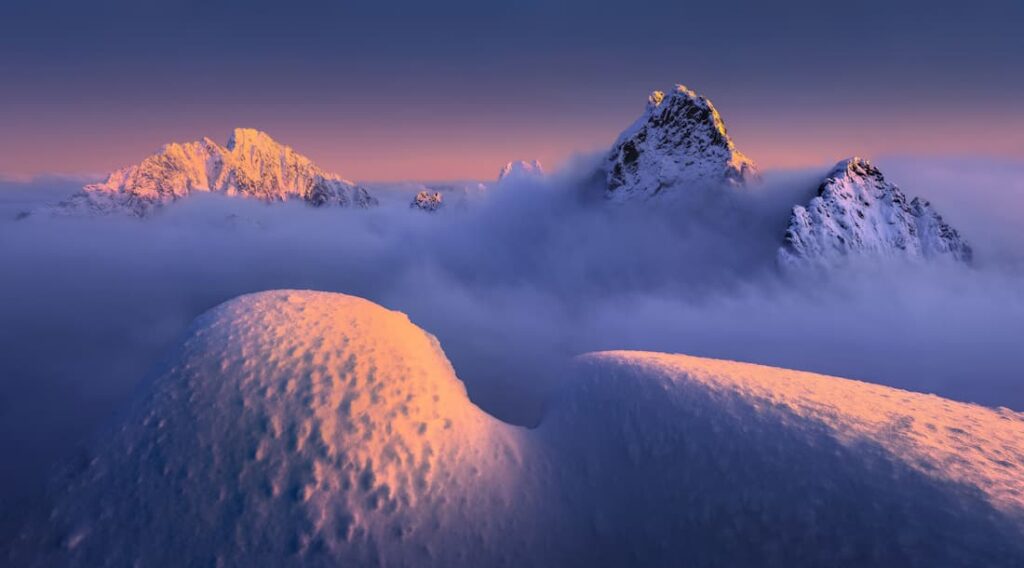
[11,291,540,567]
[56,129,377,216]
[410,190,443,212]
[547,351,1024,566]
[496,160,544,184]
[12,291,1024,567]
[605,85,758,201]
[780,158,972,267]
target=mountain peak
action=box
[226,128,279,152]
[829,156,880,183]
[647,89,666,108]
[59,130,376,215]
[497,160,544,184]
[779,157,972,267]
[606,84,758,200]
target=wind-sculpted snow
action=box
[55,129,377,216]
[551,353,1024,566]
[780,158,972,267]
[605,85,758,201]
[11,291,543,567]
[12,292,1024,567]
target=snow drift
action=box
[12,291,1024,566]
[543,351,1024,566]
[10,291,545,567]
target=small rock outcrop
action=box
[411,190,444,212]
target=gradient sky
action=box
[2,0,1022,181]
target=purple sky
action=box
[2,0,1021,180]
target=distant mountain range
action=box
[58,128,376,216]
[49,86,971,267]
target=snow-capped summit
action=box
[779,157,972,267]
[57,128,377,216]
[497,160,544,184]
[411,190,444,211]
[605,85,758,201]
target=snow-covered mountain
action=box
[605,85,758,201]
[779,158,972,267]
[497,160,544,184]
[57,128,377,216]
[14,291,1023,566]
[410,190,444,211]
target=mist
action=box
[1,157,1022,527]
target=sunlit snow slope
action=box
[55,129,377,216]
[12,292,1024,567]
[543,351,1024,566]
[11,291,544,567]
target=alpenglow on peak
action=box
[605,84,758,200]
[58,128,377,216]
[497,160,544,184]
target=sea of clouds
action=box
[1,156,1022,527]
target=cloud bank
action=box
[0,157,1022,527]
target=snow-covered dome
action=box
[14,291,534,566]
[14,294,1023,566]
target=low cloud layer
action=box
[1,157,1022,523]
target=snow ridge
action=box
[13,292,1024,566]
[58,128,377,216]
[779,158,972,267]
[605,85,758,201]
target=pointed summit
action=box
[59,129,377,215]
[497,160,544,184]
[605,85,758,200]
[779,157,972,267]
[225,127,278,151]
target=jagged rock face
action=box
[779,158,972,267]
[605,85,758,201]
[59,128,376,216]
[411,190,443,212]
[497,160,544,184]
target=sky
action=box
[1,0,1022,181]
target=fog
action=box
[1,157,1022,526]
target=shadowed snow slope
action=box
[12,293,1024,567]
